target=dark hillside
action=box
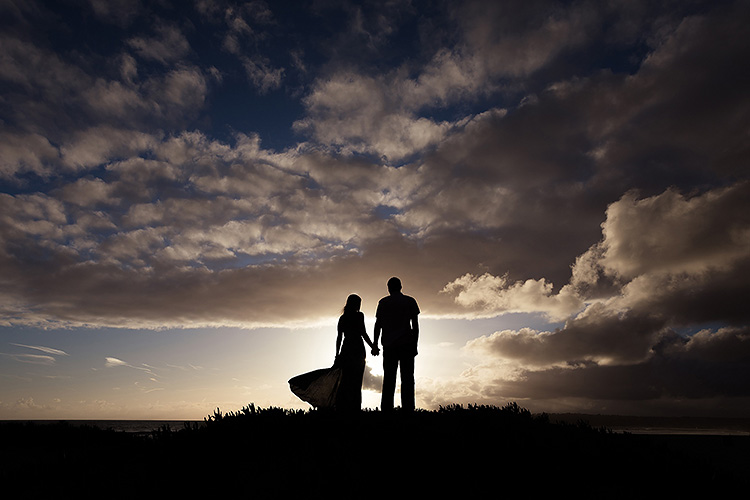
[2,403,747,498]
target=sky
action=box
[1,0,749,420]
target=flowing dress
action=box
[288,366,342,409]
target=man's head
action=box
[387,277,402,294]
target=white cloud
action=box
[82,78,148,120]
[0,132,59,179]
[105,356,155,375]
[442,273,584,321]
[294,70,466,162]
[0,193,68,243]
[10,344,69,356]
[1,352,57,365]
[57,178,114,207]
[105,357,128,367]
[598,186,750,280]
[12,396,46,410]
[60,128,157,171]
[158,67,208,109]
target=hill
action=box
[2,403,748,498]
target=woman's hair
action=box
[342,294,361,315]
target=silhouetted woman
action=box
[335,294,375,411]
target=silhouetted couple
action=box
[289,277,420,413]
[335,277,420,412]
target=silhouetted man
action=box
[373,277,420,412]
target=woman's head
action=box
[343,294,361,314]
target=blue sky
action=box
[1,0,749,419]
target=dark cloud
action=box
[489,325,750,409]
[451,181,750,414]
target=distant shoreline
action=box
[3,412,750,435]
[0,419,201,434]
[545,413,750,435]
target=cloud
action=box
[200,0,284,93]
[2,340,66,365]
[10,344,69,357]
[446,180,750,327]
[105,357,129,368]
[290,0,669,163]
[294,71,458,162]
[127,23,191,64]
[1,140,748,331]
[597,186,750,279]
[571,183,750,327]
[241,56,284,93]
[0,14,209,181]
[56,178,115,208]
[105,357,155,376]
[0,132,59,179]
[442,274,584,322]
[461,326,750,406]
[1,353,57,365]
[59,127,159,172]
[11,396,47,410]
[429,181,750,412]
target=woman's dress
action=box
[288,311,366,410]
[335,311,367,411]
[288,366,342,409]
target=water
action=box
[546,413,750,436]
[3,420,204,434]
[612,426,749,436]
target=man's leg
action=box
[381,350,398,411]
[400,352,415,412]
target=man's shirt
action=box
[376,293,420,348]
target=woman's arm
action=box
[362,331,374,349]
[359,312,377,352]
[336,316,344,358]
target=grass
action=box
[2,402,748,498]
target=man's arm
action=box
[411,297,420,340]
[411,314,419,344]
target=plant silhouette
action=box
[1,403,747,497]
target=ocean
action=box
[2,420,204,434]
[546,413,750,436]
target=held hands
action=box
[371,346,380,356]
